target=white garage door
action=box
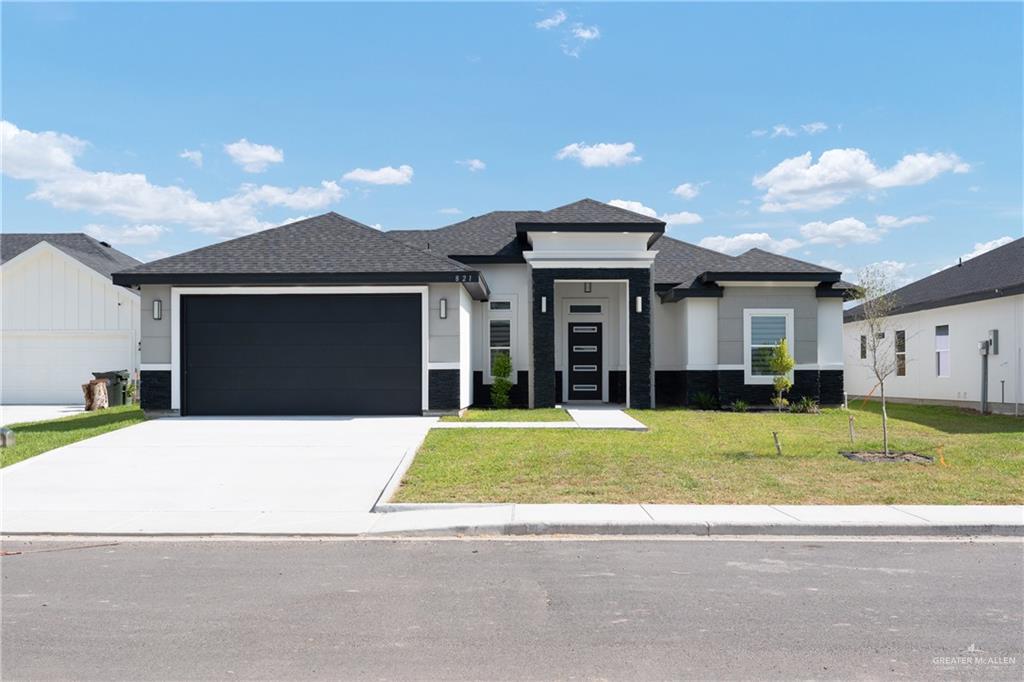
[2,332,134,404]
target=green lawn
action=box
[396,403,1024,505]
[1,405,147,468]
[440,408,572,422]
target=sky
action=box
[3,2,1022,285]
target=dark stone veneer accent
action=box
[684,371,718,406]
[555,371,563,404]
[428,369,460,411]
[819,370,844,405]
[472,370,529,408]
[717,369,841,406]
[531,268,652,408]
[609,371,627,405]
[140,370,171,411]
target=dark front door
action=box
[567,322,602,401]
[181,294,422,416]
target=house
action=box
[1,234,142,404]
[111,199,850,415]
[844,236,1023,414]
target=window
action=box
[935,325,950,377]
[743,309,794,384]
[895,330,906,376]
[489,301,511,311]
[489,320,511,374]
[569,303,602,314]
[859,335,867,359]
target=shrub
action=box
[490,353,513,408]
[691,391,719,410]
[768,338,796,412]
[789,396,820,414]
[728,400,750,412]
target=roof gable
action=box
[0,233,141,279]
[519,198,666,226]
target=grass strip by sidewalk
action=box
[1,405,147,468]
[440,408,572,422]
[397,403,1023,505]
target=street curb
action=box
[367,524,1024,537]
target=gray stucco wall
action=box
[140,285,171,364]
[718,286,818,365]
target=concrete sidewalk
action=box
[433,405,646,431]
[367,503,1024,537]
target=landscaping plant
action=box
[729,400,750,412]
[789,396,820,414]
[854,264,899,454]
[691,391,718,410]
[489,353,513,408]
[768,338,795,411]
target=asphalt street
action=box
[2,538,1021,680]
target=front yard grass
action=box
[396,403,1024,504]
[1,405,147,468]
[440,408,572,422]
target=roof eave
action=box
[699,271,841,284]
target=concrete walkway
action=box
[433,405,646,431]
[367,503,1024,537]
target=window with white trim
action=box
[743,309,794,384]
[488,298,514,379]
[935,325,950,377]
[895,330,906,376]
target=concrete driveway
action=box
[1,416,435,535]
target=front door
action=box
[568,322,603,401]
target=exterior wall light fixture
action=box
[439,298,447,319]
[541,296,547,313]
[635,296,643,314]
[584,282,592,293]
[152,299,163,320]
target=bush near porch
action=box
[395,403,1024,505]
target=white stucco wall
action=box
[472,264,531,381]
[653,297,683,370]
[683,297,719,369]
[843,294,1024,410]
[428,283,462,363]
[458,286,472,408]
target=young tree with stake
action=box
[855,264,900,455]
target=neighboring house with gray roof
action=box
[1,234,142,404]
[112,199,850,415]
[844,237,1023,414]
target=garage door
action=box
[182,294,422,416]
[2,332,133,404]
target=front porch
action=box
[531,268,652,409]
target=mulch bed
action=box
[840,451,934,465]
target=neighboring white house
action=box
[1,234,142,404]
[843,237,1023,415]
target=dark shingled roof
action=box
[390,211,541,262]
[115,212,472,278]
[845,236,1024,320]
[522,198,666,225]
[0,233,141,279]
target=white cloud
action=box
[609,199,703,226]
[968,185,981,192]
[179,149,203,168]
[799,217,879,246]
[754,148,970,212]
[84,223,168,245]
[1,120,87,180]
[223,138,284,173]
[699,232,801,255]
[875,214,930,228]
[438,207,462,215]
[608,199,657,218]
[456,158,486,172]
[2,121,345,238]
[535,9,566,30]
[750,129,768,138]
[556,142,640,168]
[671,182,702,200]
[572,24,600,40]
[342,164,414,185]
[801,122,828,135]
[962,236,1014,261]
[662,211,703,226]
[771,124,796,138]
[852,260,912,287]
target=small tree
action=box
[768,338,795,411]
[490,353,513,408]
[855,264,899,454]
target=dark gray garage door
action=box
[182,294,422,416]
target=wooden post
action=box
[848,414,855,444]
[772,431,783,456]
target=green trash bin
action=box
[92,370,130,407]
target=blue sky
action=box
[3,2,1021,283]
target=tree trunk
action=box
[879,381,889,455]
